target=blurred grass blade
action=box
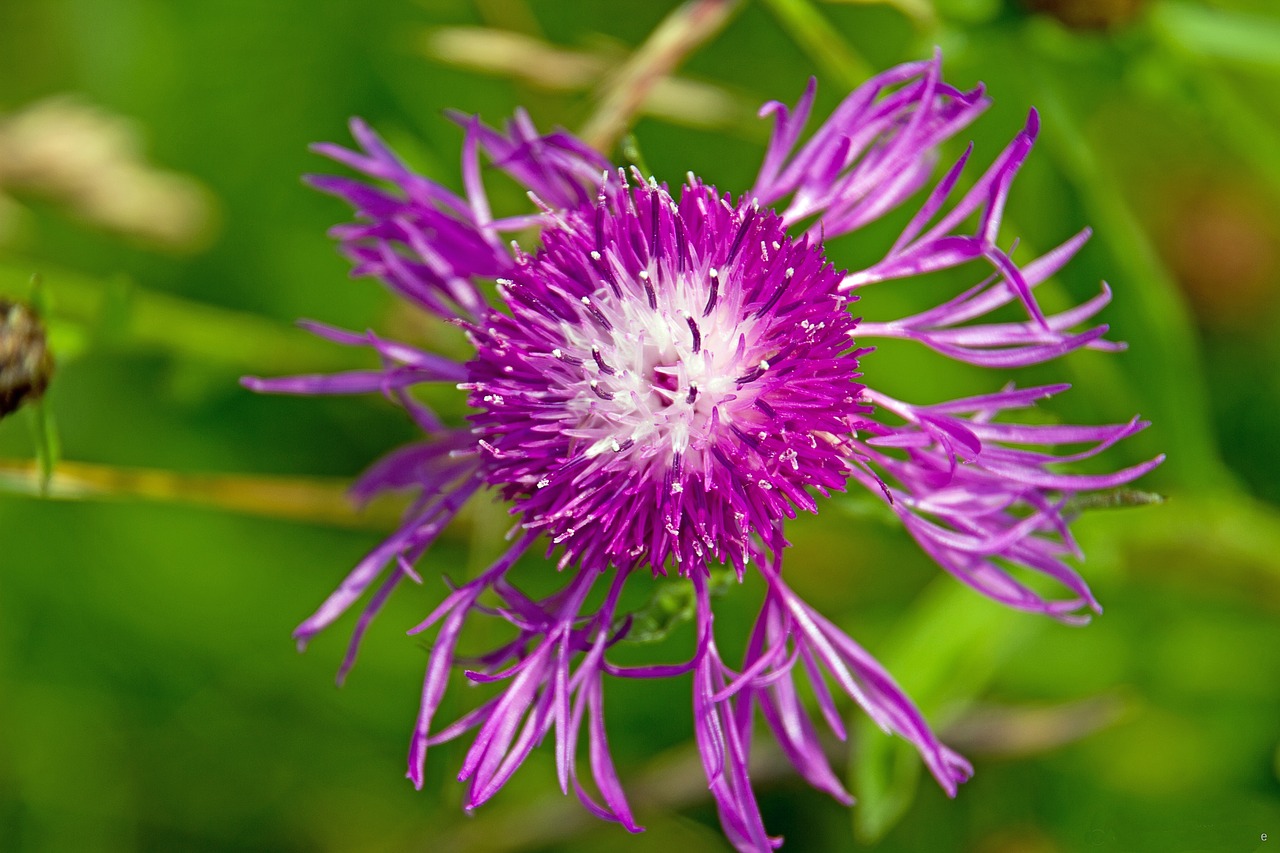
[1083,492,1280,603]
[579,0,740,152]
[26,271,50,314]
[851,735,921,843]
[620,133,653,178]
[760,0,872,89]
[1032,81,1232,492]
[25,399,60,495]
[0,262,359,373]
[851,578,1035,842]
[423,26,751,133]
[1135,49,1280,203]
[820,0,938,31]
[1150,2,1280,74]
[943,692,1132,757]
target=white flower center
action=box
[555,260,772,464]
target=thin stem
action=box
[24,399,59,495]
[0,457,418,531]
[579,0,740,153]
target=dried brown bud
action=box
[0,300,55,417]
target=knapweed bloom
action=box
[246,55,1160,851]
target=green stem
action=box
[579,0,741,153]
[24,399,59,495]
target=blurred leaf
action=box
[1150,2,1280,75]
[0,261,359,374]
[760,0,873,89]
[1032,79,1233,491]
[1135,48,1280,203]
[931,0,1001,25]
[851,578,1036,841]
[20,270,87,360]
[821,0,938,31]
[1091,492,1280,600]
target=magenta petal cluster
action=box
[245,54,1161,852]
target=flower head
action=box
[246,54,1161,852]
[470,178,864,576]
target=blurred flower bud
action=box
[0,300,55,418]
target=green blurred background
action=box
[1,0,1278,851]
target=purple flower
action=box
[245,54,1161,851]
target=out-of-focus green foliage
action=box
[1,1,1278,851]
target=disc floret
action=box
[466,176,868,576]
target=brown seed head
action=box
[0,300,56,417]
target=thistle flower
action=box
[245,54,1161,851]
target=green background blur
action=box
[1,0,1278,851]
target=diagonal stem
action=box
[579,0,740,153]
